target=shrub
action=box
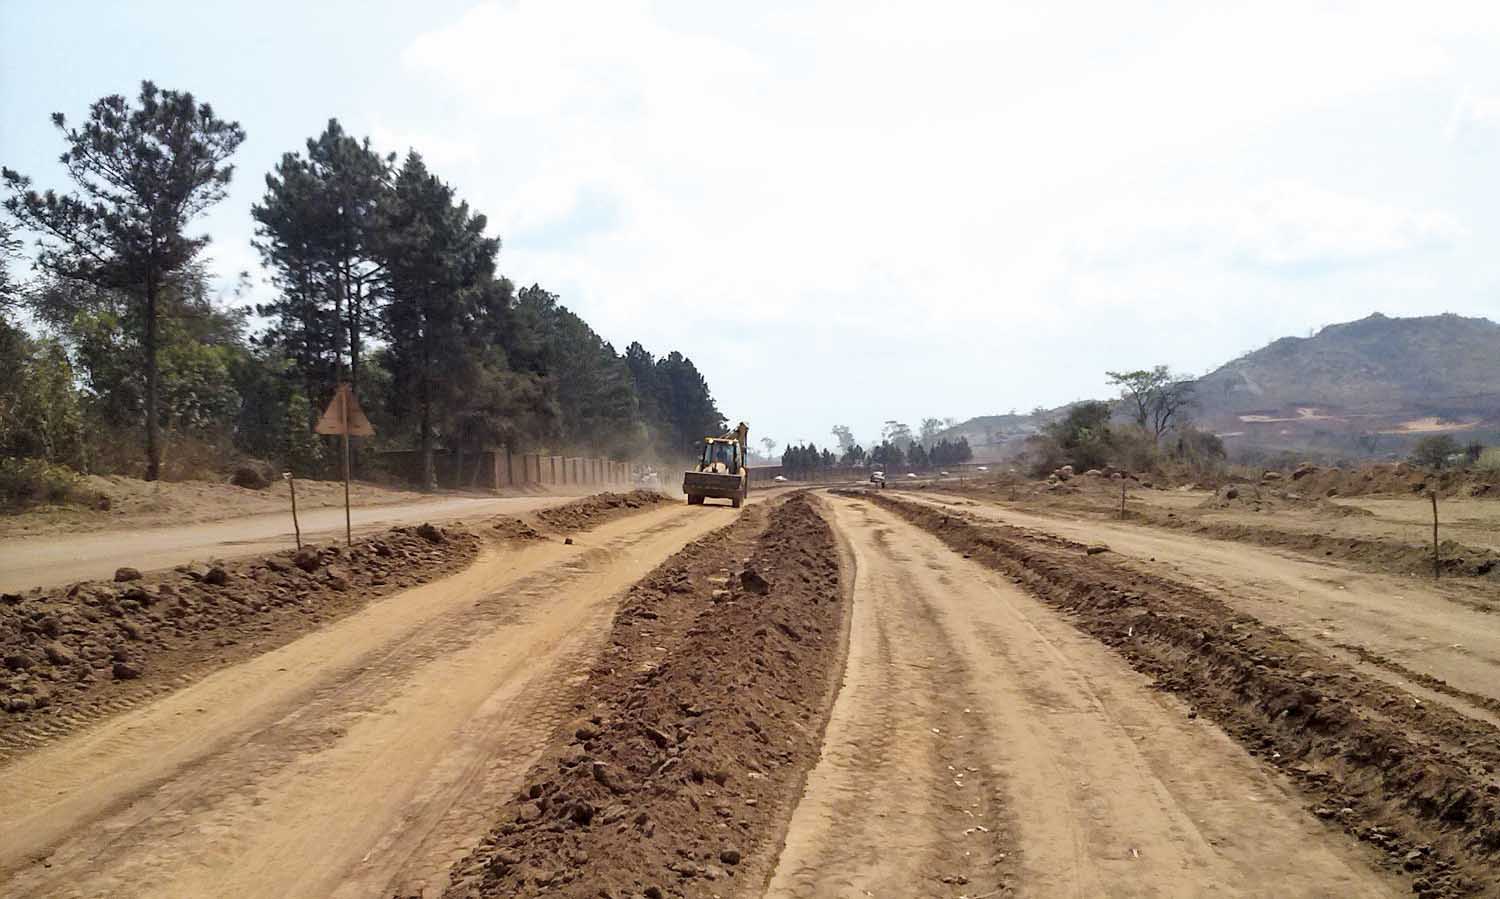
[0,458,103,510]
[1411,434,1461,470]
[1477,447,1500,473]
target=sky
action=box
[3,0,1499,450]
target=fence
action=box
[377,448,633,490]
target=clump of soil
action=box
[866,492,1500,898]
[1154,512,1500,580]
[1280,464,1500,501]
[491,516,547,542]
[533,489,671,533]
[0,523,478,760]
[1198,484,1375,517]
[442,494,845,899]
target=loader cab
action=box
[700,438,742,473]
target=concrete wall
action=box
[378,448,635,490]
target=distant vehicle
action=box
[939,470,949,477]
[637,470,661,488]
[773,474,788,482]
[977,466,989,472]
[906,472,918,478]
[870,470,886,488]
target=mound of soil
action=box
[533,490,671,533]
[491,516,547,542]
[0,524,479,760]
[1291,464,1500,500]
[1198,485,1375,517]
[1154,513,1500,580]
[442,494,845,899]
[866,492,1500,898]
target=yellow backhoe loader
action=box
[683,422,750,508]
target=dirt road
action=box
[0,502,738,899]
[765,494,1401,898]
[0,494,578,592]
[904,491,1500,724]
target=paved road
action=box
[0,495,577,592]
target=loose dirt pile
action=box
[1290,464,1500,500]
[1154,511,1500,580]
[490,516,548,541]
[1198,484,1375,517]
[862,491,1500,898]
[534,490,672,534]
[0,523,478,761]
[441,494,845,899]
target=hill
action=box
[938,313,1500,461]
[1197,313,1500,457]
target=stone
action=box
[112,660,143,680]
[1085,544,1110,555]
[719,847,741,866]
[203,566,229,586]
[230,462,274,490]
[114,567,143,582]
[416,523,445,544]
[3,653,34,671]
[293,546,322,572]
[42,642,76,666]
[739,567,771,595]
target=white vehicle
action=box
[977,466,989,472]
[773,474,788,482]
[870,470,886,487]
[906,472,918,479]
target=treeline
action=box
[779,435,972,477]
[1,82,723,489]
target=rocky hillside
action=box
[938,313,1500,460]
[1197,313,1500,456]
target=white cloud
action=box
[389,0,1499,442]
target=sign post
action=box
[315,383,375,547]
[283,471,301,550]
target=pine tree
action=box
[378,152,498,489]
[4,82,244,479]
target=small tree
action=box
[1107,366,1194,441]
[4,82,244,479]
[1411,434,1461,470]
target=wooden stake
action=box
[1120,482,1127,520]
[1431,491,1440,580]
[342,428,352,548]
[285,471,301,550]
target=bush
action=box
[0,458,103,511]
[1411,434,1461,470]
[1477,447,1500,473]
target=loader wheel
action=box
[731,497,742,509]
[687,494,704,505]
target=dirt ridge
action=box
[0,523,479,762]
[441,493,845,899]
[534,490,672,533]
[859,490,1500,898]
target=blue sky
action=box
[3,1,1499,450]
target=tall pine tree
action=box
[378,152,498,489]
[4,82,243,479]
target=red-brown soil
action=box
[861,490,1500,899]
[441,493,846,899]
[534,490,673,533]
[0,523,479,761]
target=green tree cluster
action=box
[3,83,726,488]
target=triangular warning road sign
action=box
[315,383,375,437]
